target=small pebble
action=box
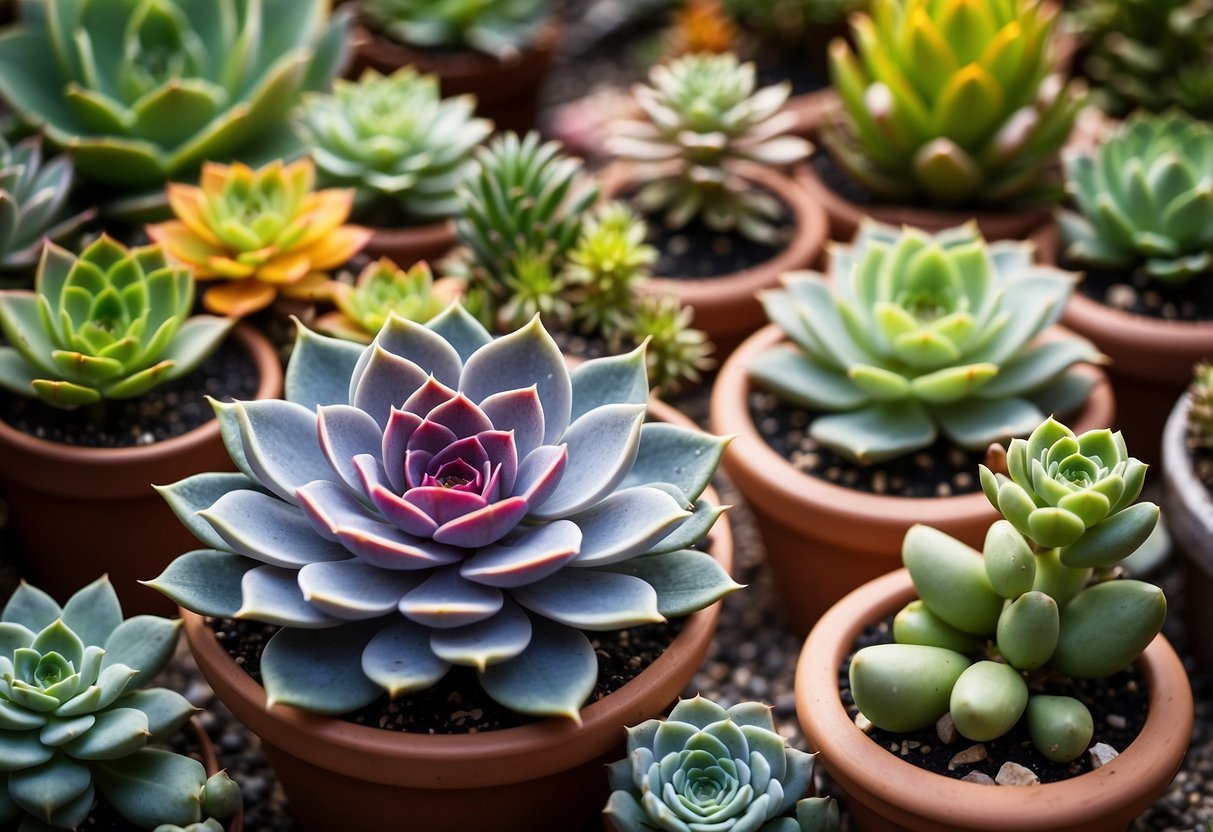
[1089,742,1120,769]
[948,744,988,770]
[961,771,996,785]
[855,712,873,734]
[936,713,958,745]
[1106,714,1127,729]
[995,762,1040,786]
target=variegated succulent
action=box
[605,696,839,832]
[0,577,243,831]
[0,236,233,408]
[316,258,464,343]
[359,0,554,59]
[748,221,1102,463]
[151,306,738,719]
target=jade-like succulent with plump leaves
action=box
[824,0,1083,206]
[608,53,812,243]
[359,0,554,59]
[1189,363,1213,449]
[295,67,492,223]
[0,577,242,832]
[150,305,738,719]
[0,0,350,191]
[748,221,1102,464]
[0,236,233,408]
[849,418,1164,763]
[316,258,464,344]
[1058,111,1213,283]
[604,696,839,832]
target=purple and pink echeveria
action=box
[149,304,738,719]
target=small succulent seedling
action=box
[0,236,234,409]
[0,576,242,831]
[604,696,839,832]
[849,418,1164,763]
[748,221,1102,464]
[316,258,464,343]
[616,293,715,396]
[360,0,554,59]
[565,202,657,337]
[150,305,739,719]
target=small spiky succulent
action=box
[147,159,372,317]
[360,0,554,59]
[0,0,349,190]
[748,221,1102,464]
[1189,363,1213,449]
[825,0,1083,206]
[618,293,714,396]
[0,577,243,831]
[850,418,1164,762]
[0,236,234,408]
[565,202,657,336]
[1071,0,1213,119]
[604,696,840,832]
[295,67,492,223]
[1058,111,1213,283]
[151,306,738,719]
[317,258,464,343]
[608,53,812,243]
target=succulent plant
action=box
[0,576,243,831]
[0,236,233,408]
[1189,363,1213,449]
[824,0,1083,206]
[604,696,840,832]
[849,418,1164,763]
[1070,0,1213,119]
[150,306,738,719]
[666,0,740,57]
[146,159,371,318]
[748,221,1102,464]
[295,67,492,224]
[360,0,554,59]
[1057,111,1213,283]
[0,136,94,282]
[316,258,464,344]
[565,202,657,336]
[617,293,715,396]
[0,0,350,191]
[608,53,812,243]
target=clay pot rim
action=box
[1162,393,1213,575]
[709,322,1116,537]
[182,396,733,788]
[364,217,455,247]
[794,568,1192,830]
[0,324,280,468]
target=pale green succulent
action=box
[0,576,243,831]
[1058,111,1213,283]
[618,293,714,396]
[748,221,1101,464]
[604,696,839,832]
[317,258,464,344]
[565,202,657,336]
[608,52,812,243]
[850,418,1164,763]
[0,236,234,408]
[360,0,554,59]
[825,0,1083,206]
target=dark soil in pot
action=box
[1063,259,1213,324]
[641,191,793,279]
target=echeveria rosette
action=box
[150,305,738,719]
[748,221,1102,464]
[316,258,464,344]
[1057,111,1213,283]
[0,0,350,191]
[0,577,242,832]
[0,236,234,408]
[604,696,840,832]
[979,417,1158,563]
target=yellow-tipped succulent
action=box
[317,258,464,343]
[147,159,372,317]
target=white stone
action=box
[995,762,1040,786]
[1088,742,1120,769]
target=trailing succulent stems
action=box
[848,417,1164,764]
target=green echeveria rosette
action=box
[149,304,738,720]
[604,696,839,832]
[0,0,350,192]
[295,67,492,223]
[748,221,1102,464]
[0,577,242,832]
[0,235,233,408]
[359,0,554,59]
[1057,110,1213,283]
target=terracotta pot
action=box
[361,219,457,268]
[1034,222,1213,467]
[1162,392,1213,670]
[793,91,1053,242]
[599,161,828,361]
[349,21,558,134]
[181,398,734,832]
[709,323,1115,635]
[795,568,1193,832]
[0,326,283,616]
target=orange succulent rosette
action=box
[147,159,372,317]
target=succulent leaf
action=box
[849,644,971,732]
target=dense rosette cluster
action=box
[604,697,838,832]
[0,0,349,190]
[749,221,1101,463]
[152,306,736,718]
[0,578,241,831]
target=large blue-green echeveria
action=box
[150,305,738,719]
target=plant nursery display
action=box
[0,577,243,832]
